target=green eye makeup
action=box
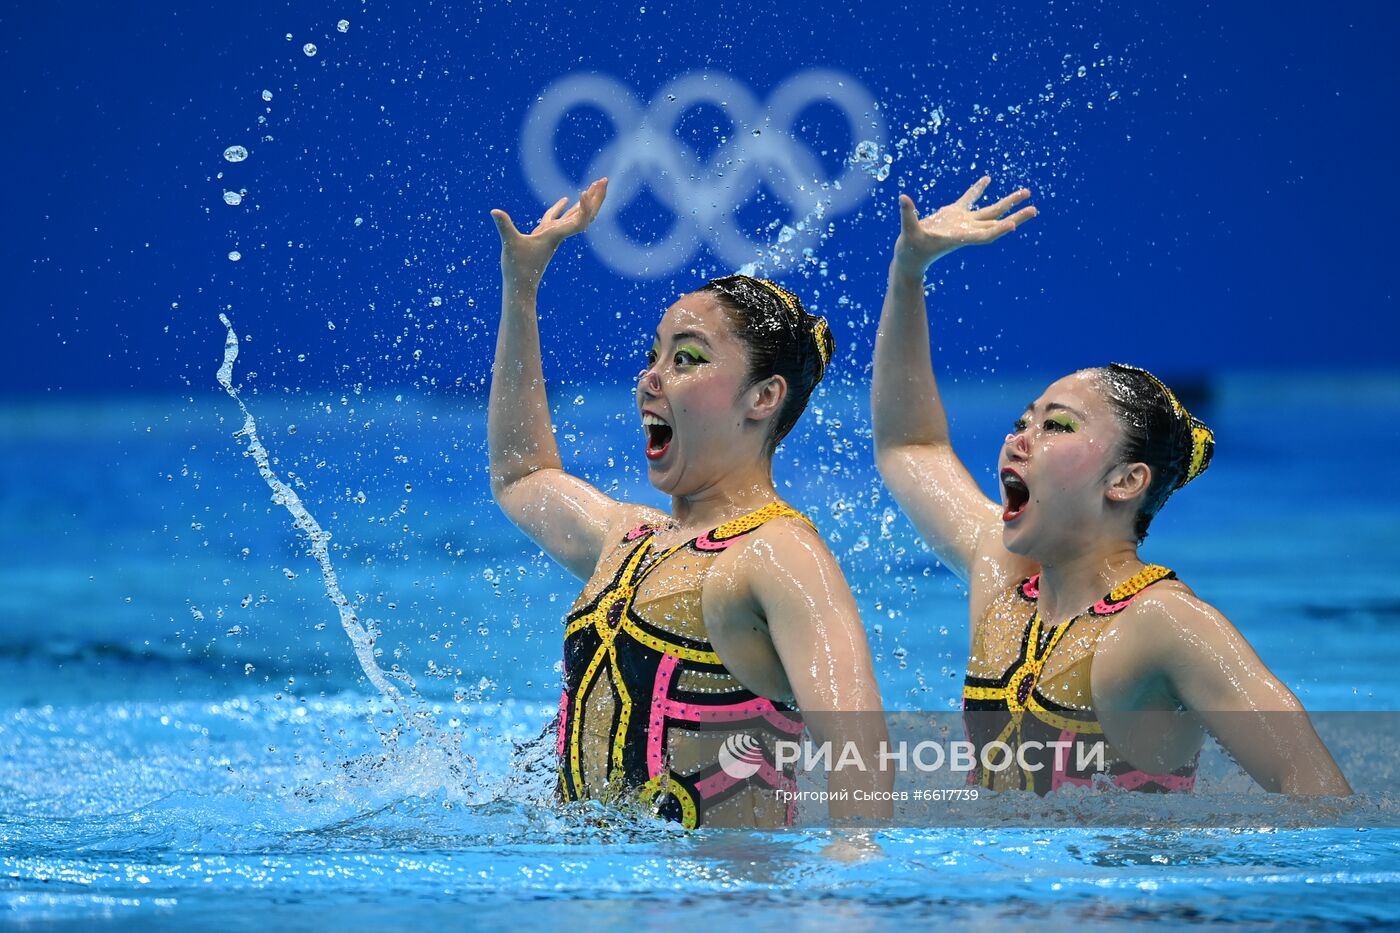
[676,344,711,363]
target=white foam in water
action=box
[215,313,473,787]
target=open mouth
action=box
[1001,468,1030,522]
[642,412,673,461]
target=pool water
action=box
[2,371,1399,928]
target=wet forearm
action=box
[872,261,953,453]
[487,272,563,497]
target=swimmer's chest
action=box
[968,589,1125,710]
[569,532,789,697]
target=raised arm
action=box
[746,521,894,821]
[488,178,642,579]
[872,178,1037,584]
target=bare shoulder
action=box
[708,513,844,606]
[744,513,839,570]
[1107,577,1308,715]
[1128,579,1233,634]
[1108,578,1253,666]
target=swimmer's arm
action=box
[748,522,894,822]
[488,179,631,579]
[1145,592,1352,796]
[872,178,1037,584]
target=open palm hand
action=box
[893,176,1037,274]
[491,177,608,284]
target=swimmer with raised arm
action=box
[488,179,892,828]
[871,177,1349,796]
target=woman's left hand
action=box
[893,176,1037,275]
[490,177,608,286]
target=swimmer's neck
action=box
[1033,540,1144,626]
[667,462,780,532]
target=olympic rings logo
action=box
[520,70,887,278]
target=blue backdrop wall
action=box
[3,0,1396,396]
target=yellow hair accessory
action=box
[1109,363,1214,489]
[752,278,801,317]
[810,317,831,370]
[1185,422,1213,486]
[750,277,830,378]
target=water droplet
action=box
[404,482,413,492]
[244,663,256,675]
[429,295,443,307]
[326,320,336,330]
[227,250,242,262]
[261,89,273,102]
[337,19,350,32]
[223,145,249,163]
[223,191,243,206]
[353,217,364,226]
[303,43,318,57]
[1076,65,1087,78]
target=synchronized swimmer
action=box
[488,174,1349,831]
[488,179,891,829]
[871,177,1350,796]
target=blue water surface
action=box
[2,372,1399,929]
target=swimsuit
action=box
[558,502,809,828]
[962,565,1199,794]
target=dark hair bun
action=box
[1098,363,1216,541]
[699,275,834,450]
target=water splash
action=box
[215,313,472,789]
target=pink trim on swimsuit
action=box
[1092,595,1136,614]
[557,688,569,759]
[647,654,682,777]
[1047,729,1198,793]
[646,651,803,811]
[692,531,733,551]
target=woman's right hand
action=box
[490,177,608,286]
[893,176,1036,277]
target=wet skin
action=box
[871,177,1350,794]
[487,178,892,820]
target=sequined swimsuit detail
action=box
[558,502,808,829]
[962,565,1198,794]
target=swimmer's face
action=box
[998,371,1131,557]
[636,292,782,496]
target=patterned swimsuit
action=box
[558,503,810,828]
[962,565,1199,794]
